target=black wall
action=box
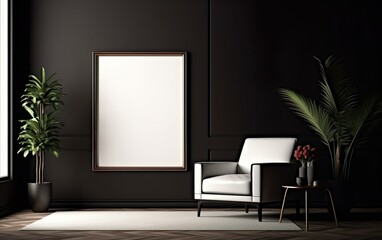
[15,0,210,205]
[6,0,382,209]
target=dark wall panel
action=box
[209,0,382,204]
[17,0,209,203]
[210,0,382,137]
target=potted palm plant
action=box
[279,56,382,215]
[17,67,64,212]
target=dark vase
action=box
[298,165,307,185]
[299,166,306,178]
[307,166,314,186]
[326,180,353,220]
[28,182,52,212]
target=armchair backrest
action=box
[237,138,296,174]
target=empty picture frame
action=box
[92,52,187,171]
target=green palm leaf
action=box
[315,56,355,146]
[350,94,382,148]
[279,88,335,146]
[324,56,358,112]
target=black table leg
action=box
[279,188,289,223]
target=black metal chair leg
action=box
[197,201,203,217]
[245,204,249,213]
[257,203,263,222]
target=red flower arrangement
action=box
[294,144,317,166]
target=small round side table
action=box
[279,185,339,231]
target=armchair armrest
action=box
[194,162,238,195]
[251,163,298,202]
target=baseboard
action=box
[49,200,295,209]
[353,201,382,208]
[0,204,13,218]
[50,200,382,209]
[50,200,198,208]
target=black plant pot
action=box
[326,180,353,220]
[28,182,52,212]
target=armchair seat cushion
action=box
[202,174,250,195]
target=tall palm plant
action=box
[17,67,64,184]
[279,56,382,180]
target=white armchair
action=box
[194,138,297,221]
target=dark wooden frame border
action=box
[0,0,12,181]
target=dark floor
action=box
[0,208,381,239]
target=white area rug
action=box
[22,211,300,231]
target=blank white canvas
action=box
[97,55,185,168]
